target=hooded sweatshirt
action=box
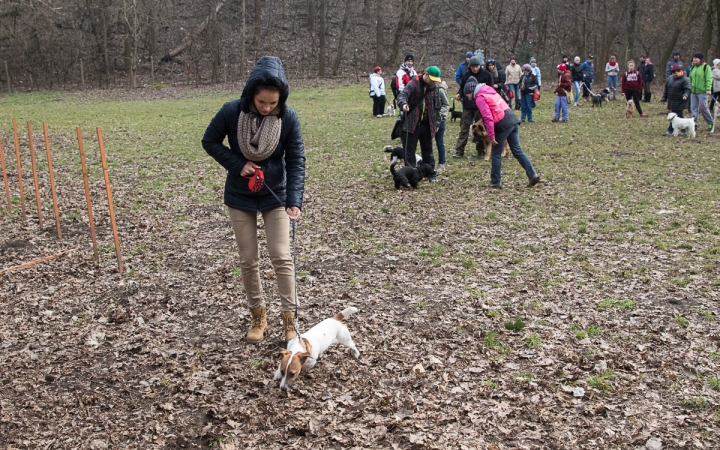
[473,84,517,141]
[621,69,643,92]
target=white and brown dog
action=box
[274,307,360,391]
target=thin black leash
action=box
[261,179,301,336]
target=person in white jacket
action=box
[605,56,620,100]
[369,66,387,118]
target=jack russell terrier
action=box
[274,307,360,391]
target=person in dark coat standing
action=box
[641,56,655,102]
[397,66,443,182]
[453,56,493,158]
[661,64,692,135]
[202,56,306,345]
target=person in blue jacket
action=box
[202,56,306,346]
[581,55,595,100]
[455,52,473,85]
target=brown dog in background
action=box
[625,99,634,118]
[470,122,510,160]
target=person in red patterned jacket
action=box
[621,60,646,117]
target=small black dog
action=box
[591,88,610,107]
[449,99,463,122]
[390,161,435,189]
[383,145,422,166]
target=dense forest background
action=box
[0,0,718,91]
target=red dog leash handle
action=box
[245,168,265,193]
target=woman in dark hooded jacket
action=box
[202,56,306,345]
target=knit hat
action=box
[522,64,532,71]
[404,54,414,62]
[463,76,478,97]
[510,56,516,61]
[557,63,566,72]
[693,52,704,60]
[465,51,473,58]
[530,57,537,63]
[469,56,482,66]
[426,66,441,82]
[671,64,682,73]
[672,50,680,56]
[714,59,720,67]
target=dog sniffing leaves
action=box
[383,145,422,166]
[591,88,610,107]
[274,307,360,391]
[470,122,509,160]
[390,160,436,189]
[667,112,696,138]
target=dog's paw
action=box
[353,350,361,359]
[273,368,282,380]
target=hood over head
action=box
[241,56,290,116]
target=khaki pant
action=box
[454,108,482,155]
[228,206,295,311]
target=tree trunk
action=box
[661,26,682,81]
[317,0,327,76]
[389,0,409,69]
[148,3,158,56]
[701,1,713,59]
[241,0,246,76]
[308,0,316,30]
[210,2,219,83]
[625,0,638,64]
[252,0,262,47]
[716,0,720,57]
[161,0,228,62]
[376,0,384,66]
[332,0,353,76]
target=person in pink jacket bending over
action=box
[473,83,541,188]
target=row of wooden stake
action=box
[0,120,123,273]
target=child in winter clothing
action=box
[621,60,646,117]
[605,56,620,100]
[553,64,572,122]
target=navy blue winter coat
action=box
[202,56,305,212]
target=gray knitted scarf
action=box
[237,105,282,161]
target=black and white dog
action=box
[383,145,422,166]
[591,88,610,107]
[390,161,435,189]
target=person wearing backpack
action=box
[688,52,714,131]
[369,66,387,118]
[392,54,417,107]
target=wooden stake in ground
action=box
[96,127,124,273]
[27,121,44,228]
[0,138,11,211]
[12,118,26,222]
[76,127,99,262]
[0,247,78,275]
[43,123,62,239]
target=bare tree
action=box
[317,0,327,76]
[332,0,354,76]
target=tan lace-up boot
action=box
[247,307,267,344]
[281,311,297,343]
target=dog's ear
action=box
[279,349,291,357]
[296,351,311,363]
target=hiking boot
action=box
[437,163,446,173]
[485,182,503,189]
[551,118,559,122]
[452,152,464,158]
[561,119,568,122]
[429,175,438,183]
[247,307,267,344]
[281,311,297,343]
[527,176,541,187]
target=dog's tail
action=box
[334,307,358,321]
[383,145,393,153]
[390,160,399,176]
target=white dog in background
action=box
[667,112,696,138]
[386,104,395,116]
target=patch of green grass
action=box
[669,276,691,287]
[481,379,497,389]
[673,315,689,329]
[587,370,615,392]
[681,396,709,410]
[707,375,720,391]
[486,310,500,318]
[461,256,476,269]
[691,308,714,321]
[524,333,541,348]
[597,298,636,311]
[415,300,428,310]
[504,318,525,332]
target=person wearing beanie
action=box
[455,51,474,85]
[665,50,683,79]
[529,57,542,88]
[661,65,691,135]
[581,55,595,100]
[369,66,387,118]
[641,56,655,102]
[453,56,493,158]
[397,66,443,182]
[688,52,714,130]
[569,56,584,106]
[605,55,620,100]
[621,60,646,117]
[519,64,538,122]
[470,82,540,188]
[552,64,572,122]
[395,54,417,95]
[506,56,522,110]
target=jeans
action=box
[573,81,582,103]
[490,123,537,185]
[372,95,386,116]
[690,93,714,125]
[454,108,481,155]
[554,96,569,120]
[625,90,643,115]
[435,119,447,164]
[520,94,534,121]
[666,110,685,133]
[607,75,618,99]
[507,83,519,108]
[228,206,295,311]
[405,121,435,169]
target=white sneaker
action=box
[437,163,446,173]
[375,115,383,118]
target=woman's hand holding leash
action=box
[241,161,261,177]
[402,104,410,112]
[287,207,301,220]
[491,139,498,145]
